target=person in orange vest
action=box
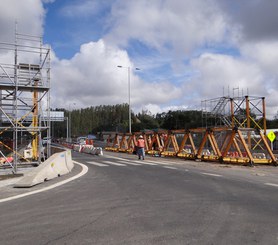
[137,135,145,160]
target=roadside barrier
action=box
[71,144,103,156]
[103,127,277,166]
[15,150,73,187]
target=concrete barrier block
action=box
[14,150,74,188]
[97,147,103,155]
[90,147,97,155]
[65,149,74,170]
[90,147,103,155]
[83,145,93,153]
[73,144,80,152]
[83,146,89,153]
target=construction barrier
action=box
[14,150,73,187]
[71,144,103,156]
[103,127,278,166]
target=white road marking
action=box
[265,183,278,188]
[103,161,126,166]
[146,160,170,165]
[107,156,175,166]
[117,160,141,166]
[87,161,108,167]
[108,156,129,161]
[135,161,157,166]
[163,166,178,170]
[0,161,88,203]
[201,172,222,177]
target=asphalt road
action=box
[0,150,278,245]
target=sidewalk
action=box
[0,163,82,202]
[0,167,30,187]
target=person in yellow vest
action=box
[137,135,145,160]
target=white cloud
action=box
[106,0,227,57]
[190,53,264,96]
[51,39,182,111]
[0,0,44,40]
[1,0,278,119]
[45,0,278,118]
[42,0,55,3]
[188,52,278,118]
[60,0,113,18]
[144,104,190,115]
[241,41,278,76]
[0,0,45,66]
[216,0,278,42]
[60,0,100,18]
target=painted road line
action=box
[265,183,278,188]
[135,161,157,166]
[87,161,109,167]
[103,161,127,166]
[0,161,88,204]
[163,166,178,170]
[118,161,141,166]
[108,156,131,161]
[202,172,222,177]
[146,160,170,165]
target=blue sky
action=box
[1,0,278,118]
[43,0,111,59]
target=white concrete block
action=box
[14,150,74,188]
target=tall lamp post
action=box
[68,103,76,142]
[117,66,140,133]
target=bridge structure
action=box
[105,95,277,166]
[104,127,277,166]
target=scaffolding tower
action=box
[0,30,51,173]
[201,95,266,133]
[201,95,268,154]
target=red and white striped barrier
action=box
[72,144,103,155]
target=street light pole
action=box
[66,117,69,142]
[117,66,140,133]
[127,66,131,133]
[68,103,76,142]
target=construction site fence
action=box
[103,127,278,166]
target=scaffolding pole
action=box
[0,28,51,172]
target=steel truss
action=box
[104,127,277,166]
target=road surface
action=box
[0,150,278,244]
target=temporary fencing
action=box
[103,127,277,166]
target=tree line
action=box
[51,103,278,139]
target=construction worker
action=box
[137,135,145,160]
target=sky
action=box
[1,0,278,118]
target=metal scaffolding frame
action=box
[201,95,268,155]
[201,95,266,133]
[0,30,51,172]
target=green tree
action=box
[132,110,160,132]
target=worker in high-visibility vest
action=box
[137,135,145,160]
